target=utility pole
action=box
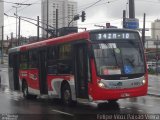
[11,32,13,48]
[46,0,49,38]
[56,9,58,37]
[142,13,146,48]
[7,36,9,44]
[1,26,4,64]
[129,0,135,18]
[18,17,21,46]
[156,36,159,75]
[123,10,126,28]
[7,36,9,53]
[12,6,21,40]
[37,16,40,41]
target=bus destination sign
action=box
[92,32,137,41]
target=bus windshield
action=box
[92,40,145,76]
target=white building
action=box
[0,0,4,40]
[151,19,160,40]
[41,0,77,38]
[145,37,157,49]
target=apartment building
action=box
[41,0,77,38]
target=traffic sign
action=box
[125,18,139,29]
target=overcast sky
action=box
[3,0,160,39]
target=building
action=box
[41,0,77,38]
[151,19,160,39]
[145,36,160,61]
[145,36,160,49]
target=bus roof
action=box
[8,28,139,53]
[9,31,89,53]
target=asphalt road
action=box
[0,85,160,120]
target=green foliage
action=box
[148,68,156,74]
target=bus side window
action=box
[57,44,73,74]
[20,52,28,69]
[47,46,58,74]
[29,50,38,69]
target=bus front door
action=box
[39,50,48,94]
[12,53,20,90]
[74,43,88,100]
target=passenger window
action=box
[29,50,38,68]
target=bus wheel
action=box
[22,82,37,99]
[22,82,30,99]
[22,82,31,99]
[61,84,72,106]
[22,82,29,99]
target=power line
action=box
[5,0,32,13]
[1,0,31,5]
[4,13,57,37]
[58,0,120,21]
[13,14,55,29]
[137,0,160,4]
[55,0,105,21]
[17,0,40,13]
[78,0,120,11]
[78,18,121,25]
[81,0,104,11]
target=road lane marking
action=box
[51,109,74,116]
[120,106,125,109]
[138,109,143,112]
[13,98,19,101]
[124,101,153,107]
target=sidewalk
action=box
[0,63,9,87]
[0,63,8,68]
[148,74,160,97]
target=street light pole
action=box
[156,36,159,75]
[1,26,4,64]
[12,6,21,41]
[37,16,40,41]
[18,17,21,46]
[56,9,58,37]
[46,0,49,38]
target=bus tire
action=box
[61,83,74,106]
[22,81,30,99]
[22,81,37,99]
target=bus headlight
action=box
[142,80,146,85]
[98,81,105,88]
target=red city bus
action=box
[8,29,148,105]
